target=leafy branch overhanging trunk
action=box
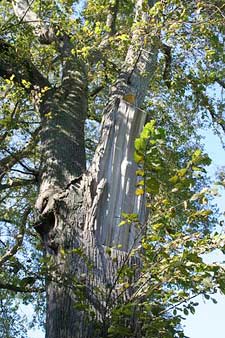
[1,0,159,337]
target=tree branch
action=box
[193,84,225,133]
[89,85,105,98]
[161,43,172,88]
[0,178,36,191]
[216,78,225,89]
[0,281,44,293]
[12,0,55,44]
[106,0,120,36]
[12,0,74,56]
[0,207,30,267]
[0,39,50,90]
[0,101,20,143]
[0,126,40,182]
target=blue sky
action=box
[21,1,225,336]
[26,129,225,338]
[27,128,225,338]
[184,128,225,338]
[184,292,225,338]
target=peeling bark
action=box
[5,1,160,337]
[42,19,158,338]
[40,1,159,337]
[89,1,159,249]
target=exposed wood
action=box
[5,1,160,337]
[41,1,159,337]
[89,0,158,249]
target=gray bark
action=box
[88,0,158,250]
[7,1,160,337]
[41,4,159,337]
[35,58,87,210]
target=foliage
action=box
[0,293,28,338]
[0,0,224,337]
[108,121,225,337]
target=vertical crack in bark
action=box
[27,1,161,337]
[89,46,159,249]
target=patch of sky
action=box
[184,126,225,338]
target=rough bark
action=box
[40,1,159,336]
[5,1,160,337]
[34,59,88,337]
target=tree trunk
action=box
[40,29,159,338]
[7,0,159,337]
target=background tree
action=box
[0,1,225,337]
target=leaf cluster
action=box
[110,120,225,337]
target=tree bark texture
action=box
[1,1,160,337]
[41,15,159,338]
[38,1,159,337]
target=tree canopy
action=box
[0,1,225,337]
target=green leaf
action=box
[134,151,144,163]
[135,188,144,196]
[183,308,189,316]
[118,220,127,227]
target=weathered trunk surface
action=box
[34,59,90,338]
[88,0,159,250]
[40,26,159,338]
[39,2,159,338]
[9,0,159,337]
